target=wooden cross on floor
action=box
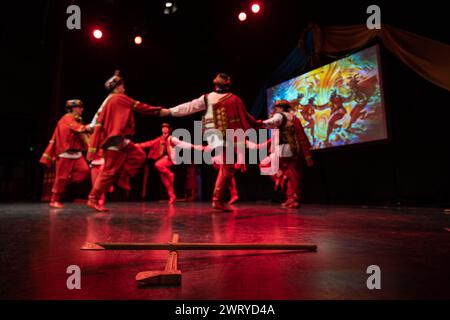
[136,233,181,286]
[81,234,317,287]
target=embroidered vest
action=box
[277,112,300,158]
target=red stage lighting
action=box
[134,36,143,45]
[251,3,261,14]
[93,29,103,39]
[238,12,247,22]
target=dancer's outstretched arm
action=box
[246,138,272,150]
[66,115,89,133]
[135,137,160,149]
[160,95,206,117]
[171,137,204,151]
[132,100,162,116]
[262,113,283,129]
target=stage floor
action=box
[0,202,449,300]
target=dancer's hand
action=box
[256,119,266,128]
[192,145,205,152]
[85,125,94,134]
[159,108,171,117]
[203,145,213,153]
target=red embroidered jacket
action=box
[40,113,89,167]
[136,136,170,160]
[87,93,161,160]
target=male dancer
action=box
[87,71,161,211]
[212,156,239,205]
[246,138,289,197]
[40,100,90,208]
[136,123,204,204]
[89,153,113,206]
[160,73,261,211]
[262,100,313,208]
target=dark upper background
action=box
[1,0,449,205]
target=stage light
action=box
[238,12,247,22]
[164,2,177,14]
[251,3,261,14]
[134,36,143,45]
[93,29,103,39]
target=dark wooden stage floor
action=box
[0,202,449,300]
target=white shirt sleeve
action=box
[171,137,189,149]
[89,111,100,129]
[246,140,259,150]
[169,95,206,117]
[263,113,283,129]
[172,137,203,151]
[90,94,113,129]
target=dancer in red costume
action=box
[212,156,239,205]
[40,100,90,208]
[246,138,292,199]
[89,153,114,207]
[86,71,161,211]
[136,123,204,204]
[246,138,285,190]
[160,73,261,211]
[262,100,313,208]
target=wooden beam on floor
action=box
[135,233,182,287]
[81,242,318,252]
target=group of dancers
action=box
[40,71,313,212]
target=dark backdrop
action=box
[1,0,449,206]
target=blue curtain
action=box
[250,30,315,118]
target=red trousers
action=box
[212,160,236,202]
[89,142,145,198]
[91,163,114,204]
[154,156,175,199]
[229,177,238,198]
[52,157,90,195]
[213,161,238,201]
[90,164,102,187]
[279,157,303,202]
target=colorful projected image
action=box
[267,45,387,150]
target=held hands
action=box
[203,145,214,153]
[192,145,205,152]
[85,125,94,134]
[256,119,267,129]
[159,108,171,117]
